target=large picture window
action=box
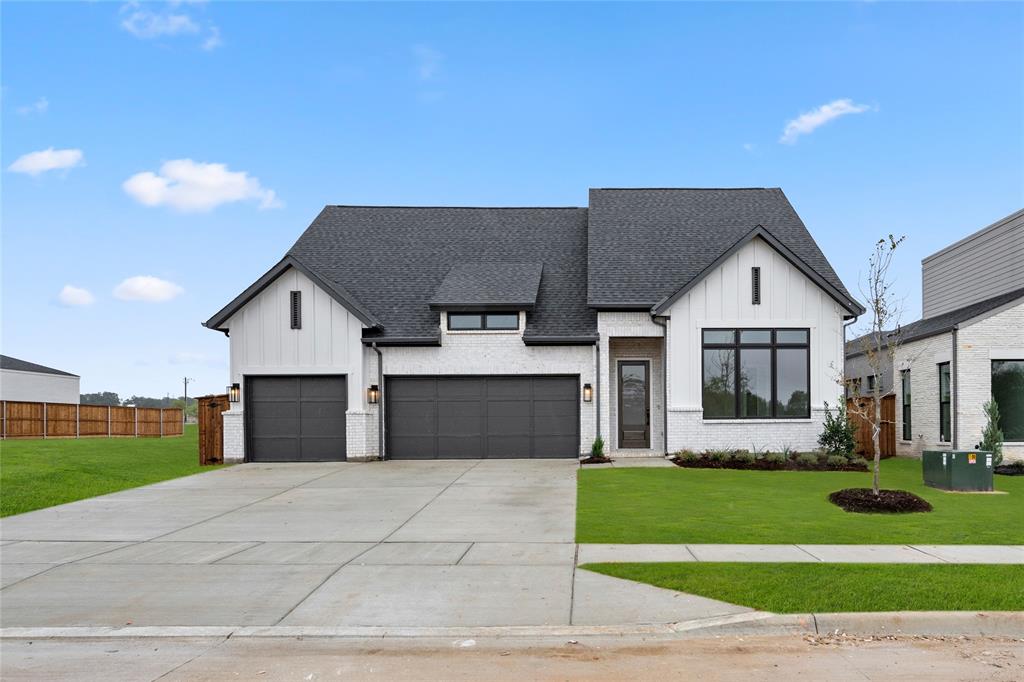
[702,328,810,419]
[901,369,912,441]
[938,362,951,442]
[992,360,1024,442]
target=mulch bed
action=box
[580,456,613,465]
[995,462,1024,476]
[828,488,933,514]
[671,458,868,473]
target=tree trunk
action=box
[872,388,882,495]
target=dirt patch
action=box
[828,488,933,514]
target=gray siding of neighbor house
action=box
[922,209,1024,318]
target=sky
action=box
[3,1,1022,398]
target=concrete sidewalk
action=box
[578,544,1024,564]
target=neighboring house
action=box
[846,209,1023,461]
[0,355,80,404]
[205,188,863,462]
[844,330,895,398]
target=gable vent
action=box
[751,267,761,305]
[290,291,302,329]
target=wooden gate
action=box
[847,394,896,459]
[198,394,228,465]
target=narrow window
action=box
[751,267,761,305]
[867,375,876,392]
[290,291,302,329]
[938,362,951,442]
[992,360,1024,441]
[901,370,912,440]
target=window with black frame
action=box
[701,329,810,419]
[901,369,912,441]
[447,312,519,331]
[938,363,951,442]
[992,360,1024,442]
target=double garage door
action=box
[246,376,347,462]
[386,376,579,459]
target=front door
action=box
[618,361,650,448]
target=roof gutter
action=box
[523,335,599,346]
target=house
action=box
[0,355,80,404]
[844,330,894,398]
[846,209,1023,461]
[204,188,863,462]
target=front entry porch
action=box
[600,333,666,457]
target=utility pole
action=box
[183,377,193,425]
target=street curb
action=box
[1,612,1020,640]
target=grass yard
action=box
[0,425,217,516]
[582,562,1024,613]
[577,457,1023,544]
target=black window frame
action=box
[701,327,811,420]
[447,312,520,331]
[290,291,302,330]
[938,362,951,443]
[991,359,1024,442]
[901,369,912,441]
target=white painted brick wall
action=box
[667,408,827,453]
[222,409,244,463]
[894,332,953,457]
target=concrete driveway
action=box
[0,460,747,629]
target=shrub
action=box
[591,436,606,459]
[796,452,820,468]
[826,455,849,469]
[818,401,857,455]
[763,452,787,467]
[779,444,797,459]
[676,449,701,463]
[977,399,1004,466]
[706,449,731,462]
[730,451,756,465]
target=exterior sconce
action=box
[583,383,593,402]
[368,384,380,404]
[228,383,241,403]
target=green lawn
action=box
[0,425,218,516]
[578,458,1023,544]
[583,562,1024,613]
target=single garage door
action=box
[246,375,347,462]
[386,376,579,459]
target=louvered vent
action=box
[751,267,761,305]
[290,291,302,329]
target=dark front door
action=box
[246,375,347,462]
[618,361,650,448]
[386,376,579,459]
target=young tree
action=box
[848,234,906,496]
[978,399,1004,466]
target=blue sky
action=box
[3,1,1022,397]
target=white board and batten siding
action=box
[665,236,846,411]
[226,267,368,411]
[922,209,1024,318]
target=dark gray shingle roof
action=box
[587,188,859,313]
[0,355,78,377]
[429,262,543,310]
[287,207,594,341]
[897,287,1024,344]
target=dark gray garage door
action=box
[246,376,347,462]
[386,376,579,459]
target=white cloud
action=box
[119,1,221,50]
[413,44,442,81]
[742,143,755,153]
[8,148,85,176]
[114,276,184,302]
[17,97,49,115]
[779,99,873,144]
[122,159,281,212]
[58,285,95,307]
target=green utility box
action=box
[922,450,994,492]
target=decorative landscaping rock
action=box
[828,488,933,514]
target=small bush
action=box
[763,452,787,467]
[818,401,857,455]
[706,449,731,462]
[977,399,1004,466]
[780,444,797,459]
[826,455,849,469]
[676,450,701,463]
[796,452,820,468]
[730,451,756,465]
[591,436,605,459]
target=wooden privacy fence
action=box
[846,394,895,459]
[198,394,228,465]
[0,401,183,439]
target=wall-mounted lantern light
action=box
[583,383,593,402]
[228,383,241,403]
[367,384,380,405]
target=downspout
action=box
[842,315,860,398]
[652,316,669,456]
[594,342,601,449]
[952,327,958,449]
[372,342,385,461]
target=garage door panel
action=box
[247,376,346,462]
[387,376,578,459]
